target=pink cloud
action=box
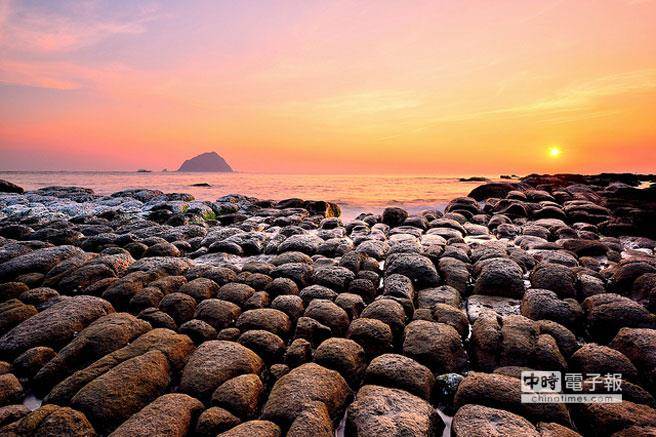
[0,0,157,54]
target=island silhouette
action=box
[177,151,233,172]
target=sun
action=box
[548,146,562,158]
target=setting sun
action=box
[548,146,562,158]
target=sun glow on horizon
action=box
[548,146,562,158]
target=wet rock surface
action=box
[1,174,656,435]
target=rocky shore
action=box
[1,173,656,436]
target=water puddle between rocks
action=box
[23,392,43,411]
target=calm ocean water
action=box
[0,171,500,220]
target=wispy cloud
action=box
[378,69,656,140]
[0,0,160,90]
[0,0,158,54]
[279,90,422,117]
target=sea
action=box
[0,171,503,220]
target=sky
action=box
[1,0,655,174]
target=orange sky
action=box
[1,0,655,173]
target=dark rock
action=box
[385,253,440,288]
[314,338,365,386]
[285,338,312,368]
[571,400,656,435]
[473,259,525,298]
[217,420,281,437]
[195,407,241,436]
[0,404,29,428]
[0,296,114,359]
[294,317,332,347]
[0,405,95,436]
[610,328,656,389]
[521,288,582,329]
[530,263,577,299]
[70,350,171,433]
[238,330,285,363]
[346,318,393,359]
[402,320,468,374]
[431,303,469,337]
[179,278,218,301]
[299,285,338,305]
[469,182,526,201]
[194,299,241,330]
[12,346,56,379]
[236,309,291,338]
[158,292,196,325]
[346,384,444,436]
[265,277,299,297]
[270,295,304,322]
[363,353,434,400]
[0,373,23,406]
[0,246,86,281]
[261,363,351,428]
[179,340,264,403]
[0,300,37,333]
[138,308,177,330]
[45,328,194,406]
[304,299,350,337]
[584,294,656,343]
[179,319,217,343]
[313,266,355,291]
[217,283,255,306]
[109,393,203,437]
[0,179,24,193]
[212,373,263,419]
[454,371,571,425]
[570,344,638,382]
[287,402,334,437]
[417,285,462,309]
[382,207,408,228]
[452,404,540,437]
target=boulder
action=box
[0,374,23,406]
[452,404,540,437]
[217,420,281,437]
[287,402,334,437]
[0,405,95,436]
[346,384,444,436]
[572,400,656,435]
[303,299,350,337]
[70,350,171,433]
[194,299,241,330]
[454,372,571,425]
[385,253,440,288]
[402,320,468,374]
[610,328,656,389]
[0,179,24,193]
[0,246,85,281]
[179,340,264,403]
[45,329,194,406]
[194,407,241,437]
[261,363,351,428]
[109,393,203,437]
[363,353,434,400]
[236,309,291,338]
[346,318,393,359]
[314,338,365,386]
[212,374,263,419]
[473,259,525,298]
[520,289,582,329]
[0,296,114,359]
